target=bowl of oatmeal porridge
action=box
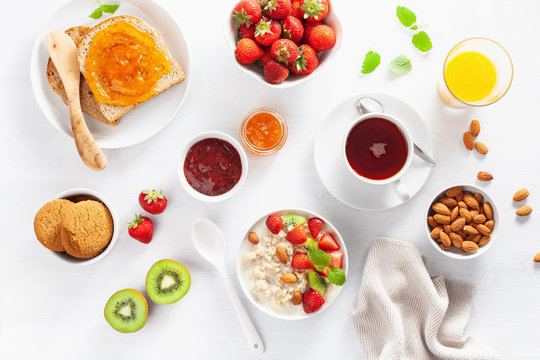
[237,209,348,320]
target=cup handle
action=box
[391,179,410,202]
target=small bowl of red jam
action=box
[240,108,287,156]
[179,131,248,202]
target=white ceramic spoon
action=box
[191,218,264,355]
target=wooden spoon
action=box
[46,31,107,171]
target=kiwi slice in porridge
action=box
[104,289,148,333]
[282,213,306,231]
[308,269,328,296]
[145,259,191,304]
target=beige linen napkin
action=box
[352,237,501,360]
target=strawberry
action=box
[318,233,340,251]
[291,44,319,75]
[232,0,262,27]
[318,251,342,276]
[128,215,153,244]
[256,46,273,66]
[287,225,307,244]
[281,16,304,43]
[264,59,289,84]
[290,0,303,19]
[291,252,314,269]
[235,38,264,64]
[308,24,336,51]
[270,39,299,65]
[239,23,255,39]
[254,17,282,46]
[303,289,325,313]
[266,214,283,234]
[307,217,323,238]
[138,190,167,214]
[302,21,321,43]
[299,0,329,22]
[265,0,292,20]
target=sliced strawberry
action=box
[307,217,323,238]
[291,252,313,269]
[287,225,307,244]
[266,214,283,234]
[302,288,325,313]
[328,251,343,268]
[318,233,340,251]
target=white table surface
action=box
[2,0,539,358]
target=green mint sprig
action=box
[361,51,381,74]
[308,249,346,286]
[396,6,417,29]
[89,1,120,19]
[412,31,432,52]
[327,267,346,286]
[389,55,412,75]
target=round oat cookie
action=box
[60,200,113,258]
[34,199,74,252]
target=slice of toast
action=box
[78,16,185,124]
[46,26,117,126]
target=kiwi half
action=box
[282,213,306,231]
[145,259,191,304]
[104,289,148,333]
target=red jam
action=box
[183,138,242,196]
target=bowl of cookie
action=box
[33,188,118,265]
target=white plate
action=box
[30,0,190,149]
[314,92,434,211]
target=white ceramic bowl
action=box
[237,208,348,320]
[178,131,248,202]
[30,0,190,149]
[425,184,499,260]
[223,1,343,88]
[50,188,119,266]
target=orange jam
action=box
[245,112,282,149]
[85,21,172,106]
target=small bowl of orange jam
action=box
[240,108,288,156]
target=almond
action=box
[484,203,493,220]
[280,273,297,284]
[473,214,487,224]
[478,235,491,246]
[439,232,451,247]
[475,223,491,235]
[462,241,479,252]
[248,232,259,245]
[477,172,493,181]
[457,230,468,238]
[430,226,442,239]
[455,192,464,202]
[513,189,529,202]
[440,242,452,250]
[474,193,484,203]
[439,197,458,208]
[291,291,302,305]
[446,186,463,198]
[443,224,452,235]
[450,217,466,232]
[463,225,479,235]
[432,203,451,216]
[460,208,472,223]
[470,119,481,137]
[474,141,488,155]
[516,205,532,216]
[275,246,288,264]
[434,214,451,225]
[450,206,459,222]
[485,220,495,231]
[463,193,479,209]
[450,233,463,248]
[468,234,482,243]
[534,252,540,263]
[458,201,468,210]
[463,132,474,151]
[427,216,438,228]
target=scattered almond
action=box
[534,252,540,263]
[275,246,288,264]
[474,141,488,155]
[434,214,451,225]
[477,171,493,181]
[432,203,451,216]
[470,119,481,137]
[291,291,302,305]
[450,217,466,232]
[446,186,463,198]
[484,203,493,220]
[463,132,474,151]
[280,273,297,284]
[513,189,529,202]
[248,232,259,245]
[462,241,479,252]
[516,205,532,216]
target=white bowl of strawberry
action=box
[226,0,342,86]
[237,209,347,319]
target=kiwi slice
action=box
[305,237,319,250]
[145,259,191,304]
[308,269,328,296]
[104,289,148,333]
[282,213,307,231]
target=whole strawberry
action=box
[232,0,262,27]
[265,0,292,20]
[236,38,264,64]
[270,39,299,65]
[266,214,284,234]
[291,44,319,75]
[299,0,329,22]
[128,214,154,244]
[138,190,167,214]
[308,24,336,51]
[281,16,304,43]
[239,23,255,39]
[303,288,325,313]
[264,59,289,84]
[302,21,321,43]
[254,17,281,46]
[307,217,323,238]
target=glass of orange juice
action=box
[438,38,513,107]
[240,108,288,155]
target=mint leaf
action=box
[389,55,412,75]
[396,6,416,28]
[361,51,381,74]
[327,267,346,286]
[412,31,432,52]
[89,8,103,19]
[100,3,120,13]
[410,25,418,31]
[308,249,331,272]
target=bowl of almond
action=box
[426,185,499,259]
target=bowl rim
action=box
[50,187,119,266]
[236,208,349,320]
[425,183,499,260]
[178,131,249,202]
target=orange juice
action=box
[444,51,497,103]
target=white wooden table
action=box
[2,0,539,358]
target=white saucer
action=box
[314,92,433,211]
[30,0,190,149]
